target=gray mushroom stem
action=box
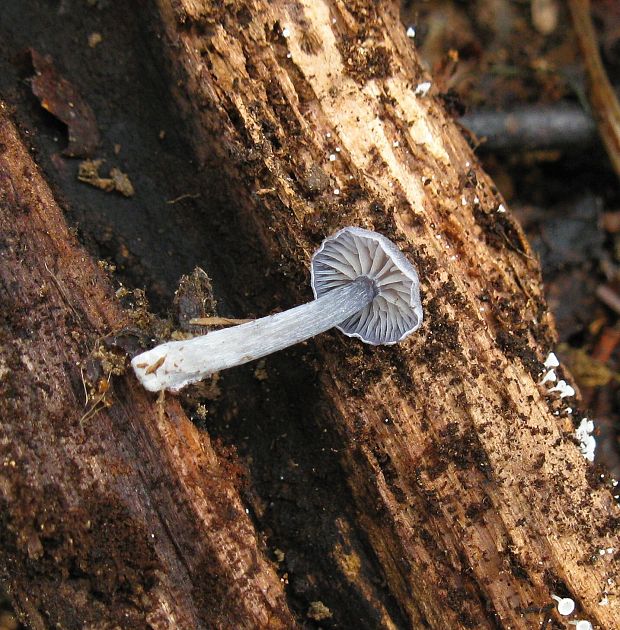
[132,275,377,392]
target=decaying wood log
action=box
[148,0,620,628]
[0,106,293,628]
[0,0,619,629]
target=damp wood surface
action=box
[0,0,618,629]
[0,109,293,628]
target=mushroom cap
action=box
[311,226,423,345]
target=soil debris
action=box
[307,600,333,621]
[78,159,135,197]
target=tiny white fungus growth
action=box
[282,27,291,38]
[566,407,573,414]
[497,203,506,213]
[461,196,467,206]
[329,154,337,161]
[414,81,432,96]
[326,132,332,138]
[599,549,606,556]
[569,622,593,630]
[286,53,292,59]
[544,352,560,368]
[575,418,596,462]
[406,26,416,39]
[548,380,575,398]
[393,140,400,147]
[599,596,609,606]
[552,595,575,616]
[335,147,341,152]
[132,227,424,392]
[540,369,556,385]
[333,188,340,195]
[607,547,614,554]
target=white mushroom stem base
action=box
[131,276,377,392]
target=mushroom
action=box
[552,595,576,616]
[131,227,423,392]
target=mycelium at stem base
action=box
[132,275,377,392]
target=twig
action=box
[44,261,84,323]
[188,316,253,326]
[568,0,620,179]
[460,104,597,152]
[166,192,200,204]
[79,371,112,425]
[596,284,620,316]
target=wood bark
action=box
[0,1,619,629]
[0,107,293,628]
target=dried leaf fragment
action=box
[30,48,100,157]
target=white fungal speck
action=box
[414,81,432,96]
[326,132,332,138]
[406,26,416,39]
[329,154,337,161]
[282,27,291,38]
[540,369,557,385]
[569,622,593,630]
[335,147,341,152]
[599,596,609,606]
[548,380,575,398]
[286,52,292,59]
[552,595,575,616]
[544,352,560,368]
[497,203,506,213]
[393,140,400,147]
[333,188,340,195]
[575,418,596,462]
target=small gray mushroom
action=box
[132,226,423,392]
